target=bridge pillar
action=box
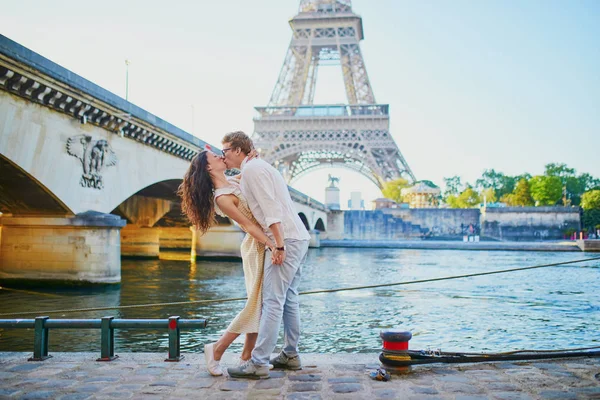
[326,210,345,240]
[159,227,193,251]
[0,212,126,285]
[117,196,172,258]
[192,224,245,258]
[309,229,321,248]
[120,225,160,258]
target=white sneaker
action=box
[204,343,223,376]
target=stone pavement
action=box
[0,352,599,399]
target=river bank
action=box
[1,352,599,399]
[320,239,585,252]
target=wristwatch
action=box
[275,246,285,251]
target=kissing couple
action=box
[178,131,310,379]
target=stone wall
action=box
[335,207,581,241]
[481,207,581,241]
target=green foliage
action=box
[447,187,481,208]
[543,163,600,206]
[481,188,497,204]
[443,176,463,198]
[500,179,534,206]
[381,178,410,203]
[583,210,600,232]
[581,190,600,210]
[529,175,563,206]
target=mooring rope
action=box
[0,256,598,317]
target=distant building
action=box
[401,181,441,208]
[349,191,364,210]
[371,198,409,210]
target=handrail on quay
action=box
[0,316,208,362]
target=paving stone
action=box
[111,384,145,391]
[490,392,534,400]
[8,363,44,372]
[58,394,93,400]
[254,378,284,389]
[333,364,365,371]
[411,386,439,395]
[531,363,564,371]
[246,389,281,399]
[0,387,21,396]
[269,371,286,378]
[220,380,249,391]
[574,387,600,396]
[331,383,363,393]
[455,396,489,400]
[290,382,322,392]
[133,368,164,375]
[21,391,57,399]
[37,379,76,388]
[180,378,217,389]
[538,390,578,400]
[372,388,399,399]
[431,368,460,375]
[286,393,322,400]
[94,392,133,399]
[83,376,120,383]
[289,374,321,382]
[436,374,471,383]
[149,380,178,387]
[72,384,106,393]
[0,371,17,379]
[439,382,484,394]
[408,397,445,400]
[486,382,520,391]
[328,377,361,383]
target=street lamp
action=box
[125,59,131,101]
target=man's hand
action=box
[271,249,286,265]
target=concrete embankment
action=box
[0,352,598,399]
[321,239,583,252]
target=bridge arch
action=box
[314,217,325,231]
[0,154,73,215]
[298,212,310,230]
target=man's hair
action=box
[222,131,253,154]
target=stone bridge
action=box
[0,35,328,285]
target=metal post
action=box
[28,316,51,361]
[165,316,183,361]
[125,59,130,101]
[97,316,118,361]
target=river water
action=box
[1,248,598,355]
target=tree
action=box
[529,176,562,206]
[501,179,534,206]
[443,176,463,199]
[581,190,600,210]
[456,187,481,208]
[475,169,515,198]
[581,190,600,232]
[481,188,497,204]
[381,178,410,203]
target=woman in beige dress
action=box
[178,150,275,376]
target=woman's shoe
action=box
[204,343,223,376]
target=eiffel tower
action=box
[252,0,416,189]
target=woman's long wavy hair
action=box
[178,151,215,235]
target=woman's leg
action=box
[241,333,258,361]
[213,331,240,361]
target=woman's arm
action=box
[216,194,276,250]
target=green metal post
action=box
[165,316,183,361]
[97,316,118,361]
[28,316,51,361]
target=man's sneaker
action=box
[270,351,302,370]
[227,361,270,380]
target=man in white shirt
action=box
[221,131,310,379]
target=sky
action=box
[1,0,599,207]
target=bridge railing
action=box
[0,316,207,362]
